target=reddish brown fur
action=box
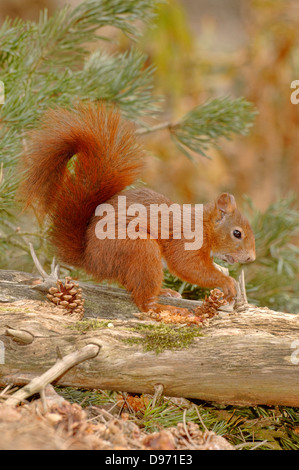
[20,103,256,312]
[20,103,143,267]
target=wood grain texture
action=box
[0,269,299,406]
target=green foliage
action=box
[0,167,17,217]
[172,96,257,159]
[83,48,160,120]
[162,269,209,299]
[243,195,299,313]
[53,386,299,450]
[55,386,118,408]
[0,0,162,169]
[141,401,206,433]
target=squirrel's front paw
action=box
[159,288,182,299]
[221,276,237,302]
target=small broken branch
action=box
[29,243,60,292]
[5,327,34,345]
[5,343,101,407]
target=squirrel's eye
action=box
[233,229,242,239]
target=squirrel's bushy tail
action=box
[20,103,143,266]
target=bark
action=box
[0,269,299,407]
[0,269,207,319]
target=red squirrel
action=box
[20,103,256,313]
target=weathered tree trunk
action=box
[0,269,299,406]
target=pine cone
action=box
[145,289,226,327]
[47,277,84,319]
[193,288,227,323]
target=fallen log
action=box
[0,269,208,319]
[0,269,299,407]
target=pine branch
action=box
[0,0,162,167]
[0,0,160,68]
[82,48,161,120]
[137,96,257,159]
[0,166,17,216]
[172,96,257,159]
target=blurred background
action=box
[1,0,299,209]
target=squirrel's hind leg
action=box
[120,240,164,312]
[122,240,188,314]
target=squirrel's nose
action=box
[245,252,256,263]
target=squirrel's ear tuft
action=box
[216,193,237,215]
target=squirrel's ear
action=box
[216,193,236,215]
